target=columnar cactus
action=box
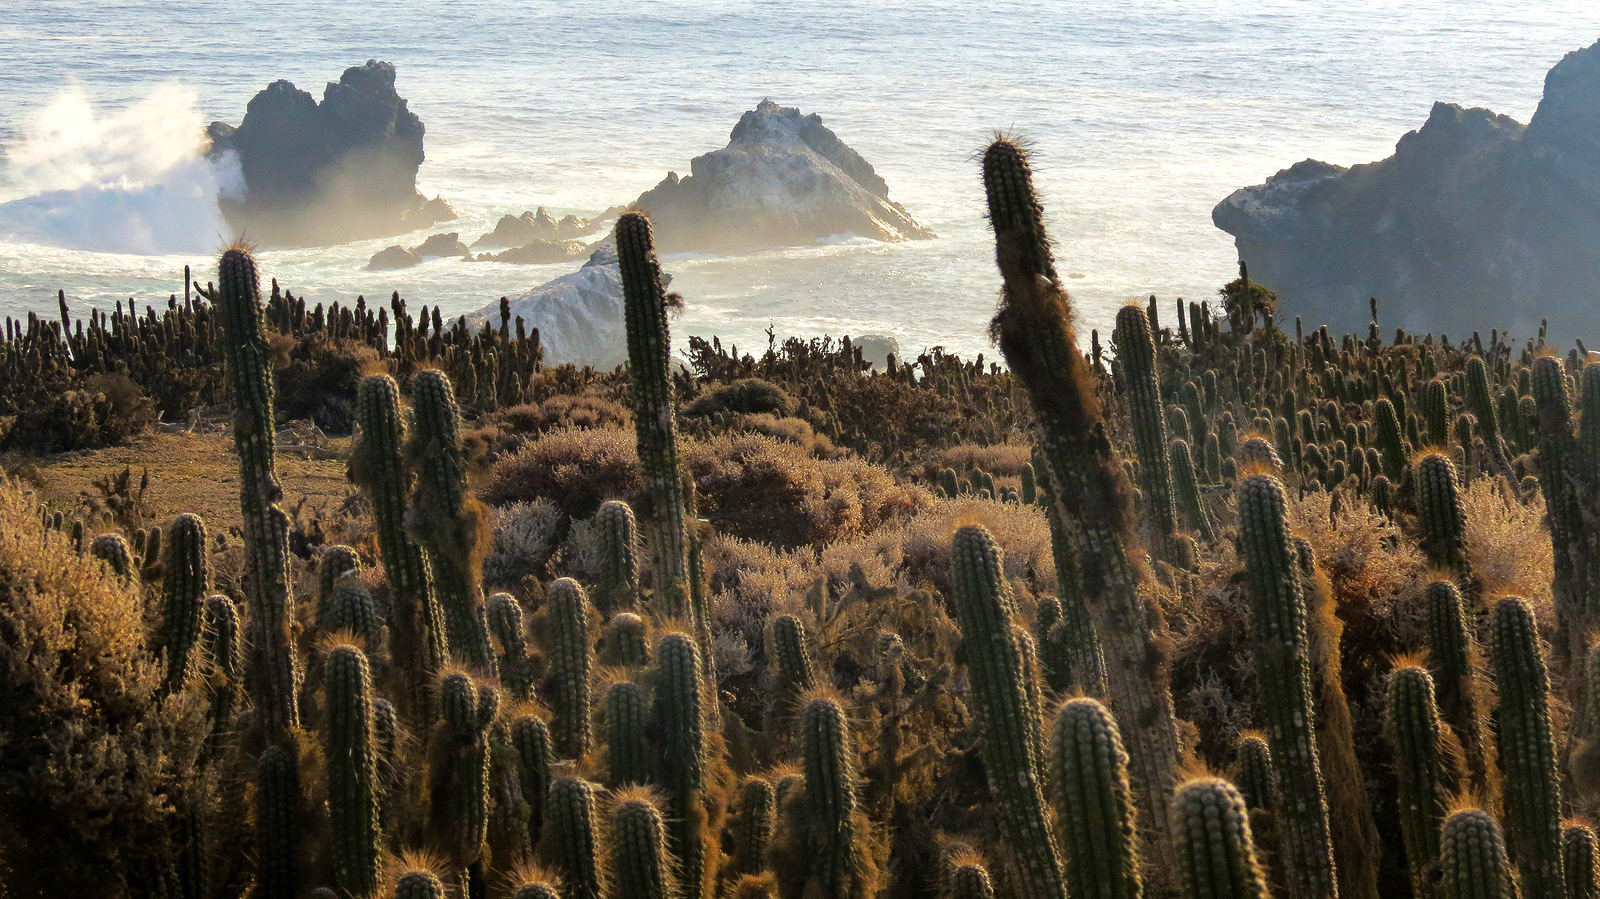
[1531,354,1594,665]
[487,592,534,701]
[767,614,817,741]
[651,632,712,899]
[800,695,872,899]
[1490,596,1567,898]
[351,372,448,709]
[1416,452,1472,581]
[730,777,776,877]
[1566,823,1600,899]
[255,743,303,899]
[160,513,208,692]
[1049,697,1143,899]
[511,711,553,839]
[217,246,300,736]
[407,369,496,675]
[1114,303,1189,567]
[432,670,494,868]
[91,532,137,582]
[1384,664,1456,898]
[604,679,652,789]
[1421,378,1450,445]
[608,789,676,899]
[1424,581,1495,799]
[602,612,651,669]
[1169,438,1216,542]
[1236,474,1338,899]
[1465,356,1514,480]
[393,870,446,899]
[325,643,381,898]
[595,499,641,615]
[1374,398,1408,483]
[1170,777,1272,899]
[1042,489,1108,697]
[318,584,381,648]
[617,212,693,616]
[984,139,1182,867]
[200,594,243,747]
[949,525,1066,898]
[545,578,593,759]
[539,776,604,899]
[1439,808,1517,899]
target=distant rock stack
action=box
[207,61,453,246]
[1214,39,1600,338]
[633,99,934,252]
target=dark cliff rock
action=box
[1214,40,1600,338]
[632,99,933,252]
[208,61,453,246]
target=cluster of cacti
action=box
[24,139,1600,899]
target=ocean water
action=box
[1,2,1598,361]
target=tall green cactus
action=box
[1169,438,1216,542]
[200,593,243,748]
[949,525,1066,898]
[1237,474,1338,899]
[511,711,553,840]
[1233,733,1274,814]
[487,592,534,701]
[351,372,448,710]
[1049,697,1143,899]
[1489,596,1566,898]
[1374,398,1408,483]
[392,870,446,899]
[1421,378,1450,445]
[91,532,137,583]
[539,776,604,899]
[617,212,693,616]
[325,643,381,898]
[1170,777,1272,899]
[604,679,652,789]
[800,695,872,899]
[1439,808,1517,899]
[407,369,496,675]
[545,577,593,759]
[255,743,302,899]
[767,613,817,743]
[159,513,208,692]
[1415,452,1472,581]
[651,631,712,899]
[217,246,300,736]
[1384,664,1456,899]
[983,139,1181,871]
[432,670,493,869]
[1566,823,1600,899]
[1465,356,1514,480]
[1114,303,1189,567]
[1424,580,1495,800]
[730,777,776,878]
[595,499,642,615]
[602,612,652,669]
[609,789,676,899]
[1531,354,1594,665]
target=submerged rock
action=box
[208,61,453,246]
[632,99,933,252]
[1214,39,1600,338]
[476,245,671,368]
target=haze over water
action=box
[2,1,1598,360]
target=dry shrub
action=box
[484,498,562,585]
[1460,478,1554,618]
[484,426,642,516]
[936,441,1036,476]
[683,433,929,549]
[499,394,631,435]
[683,378,796,418]
[736,413,838,457]
[0,477,208,897]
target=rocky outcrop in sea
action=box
[208,61,453,246]
[632,99,933,252]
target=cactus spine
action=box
[351,372,448,709]
[984,138,1181,872]
[546,577,594,759]
[1237,474,1338,899]
[1490,596,1567,897]
[949,525,1066,898]
[325,643,381,898]
[1171,777,1272,899]
[160,513,208,692]
[407,369,496,675]
[1439,808,1517,899]
[617,212,693,615]
[217,246,300,737]
[1049,697,1143,899]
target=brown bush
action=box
[484,426,642,517]
[935,441,1036,476]
[499,394,631,435]
[0,477,208,897]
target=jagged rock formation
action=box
[475,244,669,368]
[471,207,610,248]
[632,99,933,252]
[207,61,453,246]
[366,232,471,270]
[1214,39,1600,338]
[472,240,588,264]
